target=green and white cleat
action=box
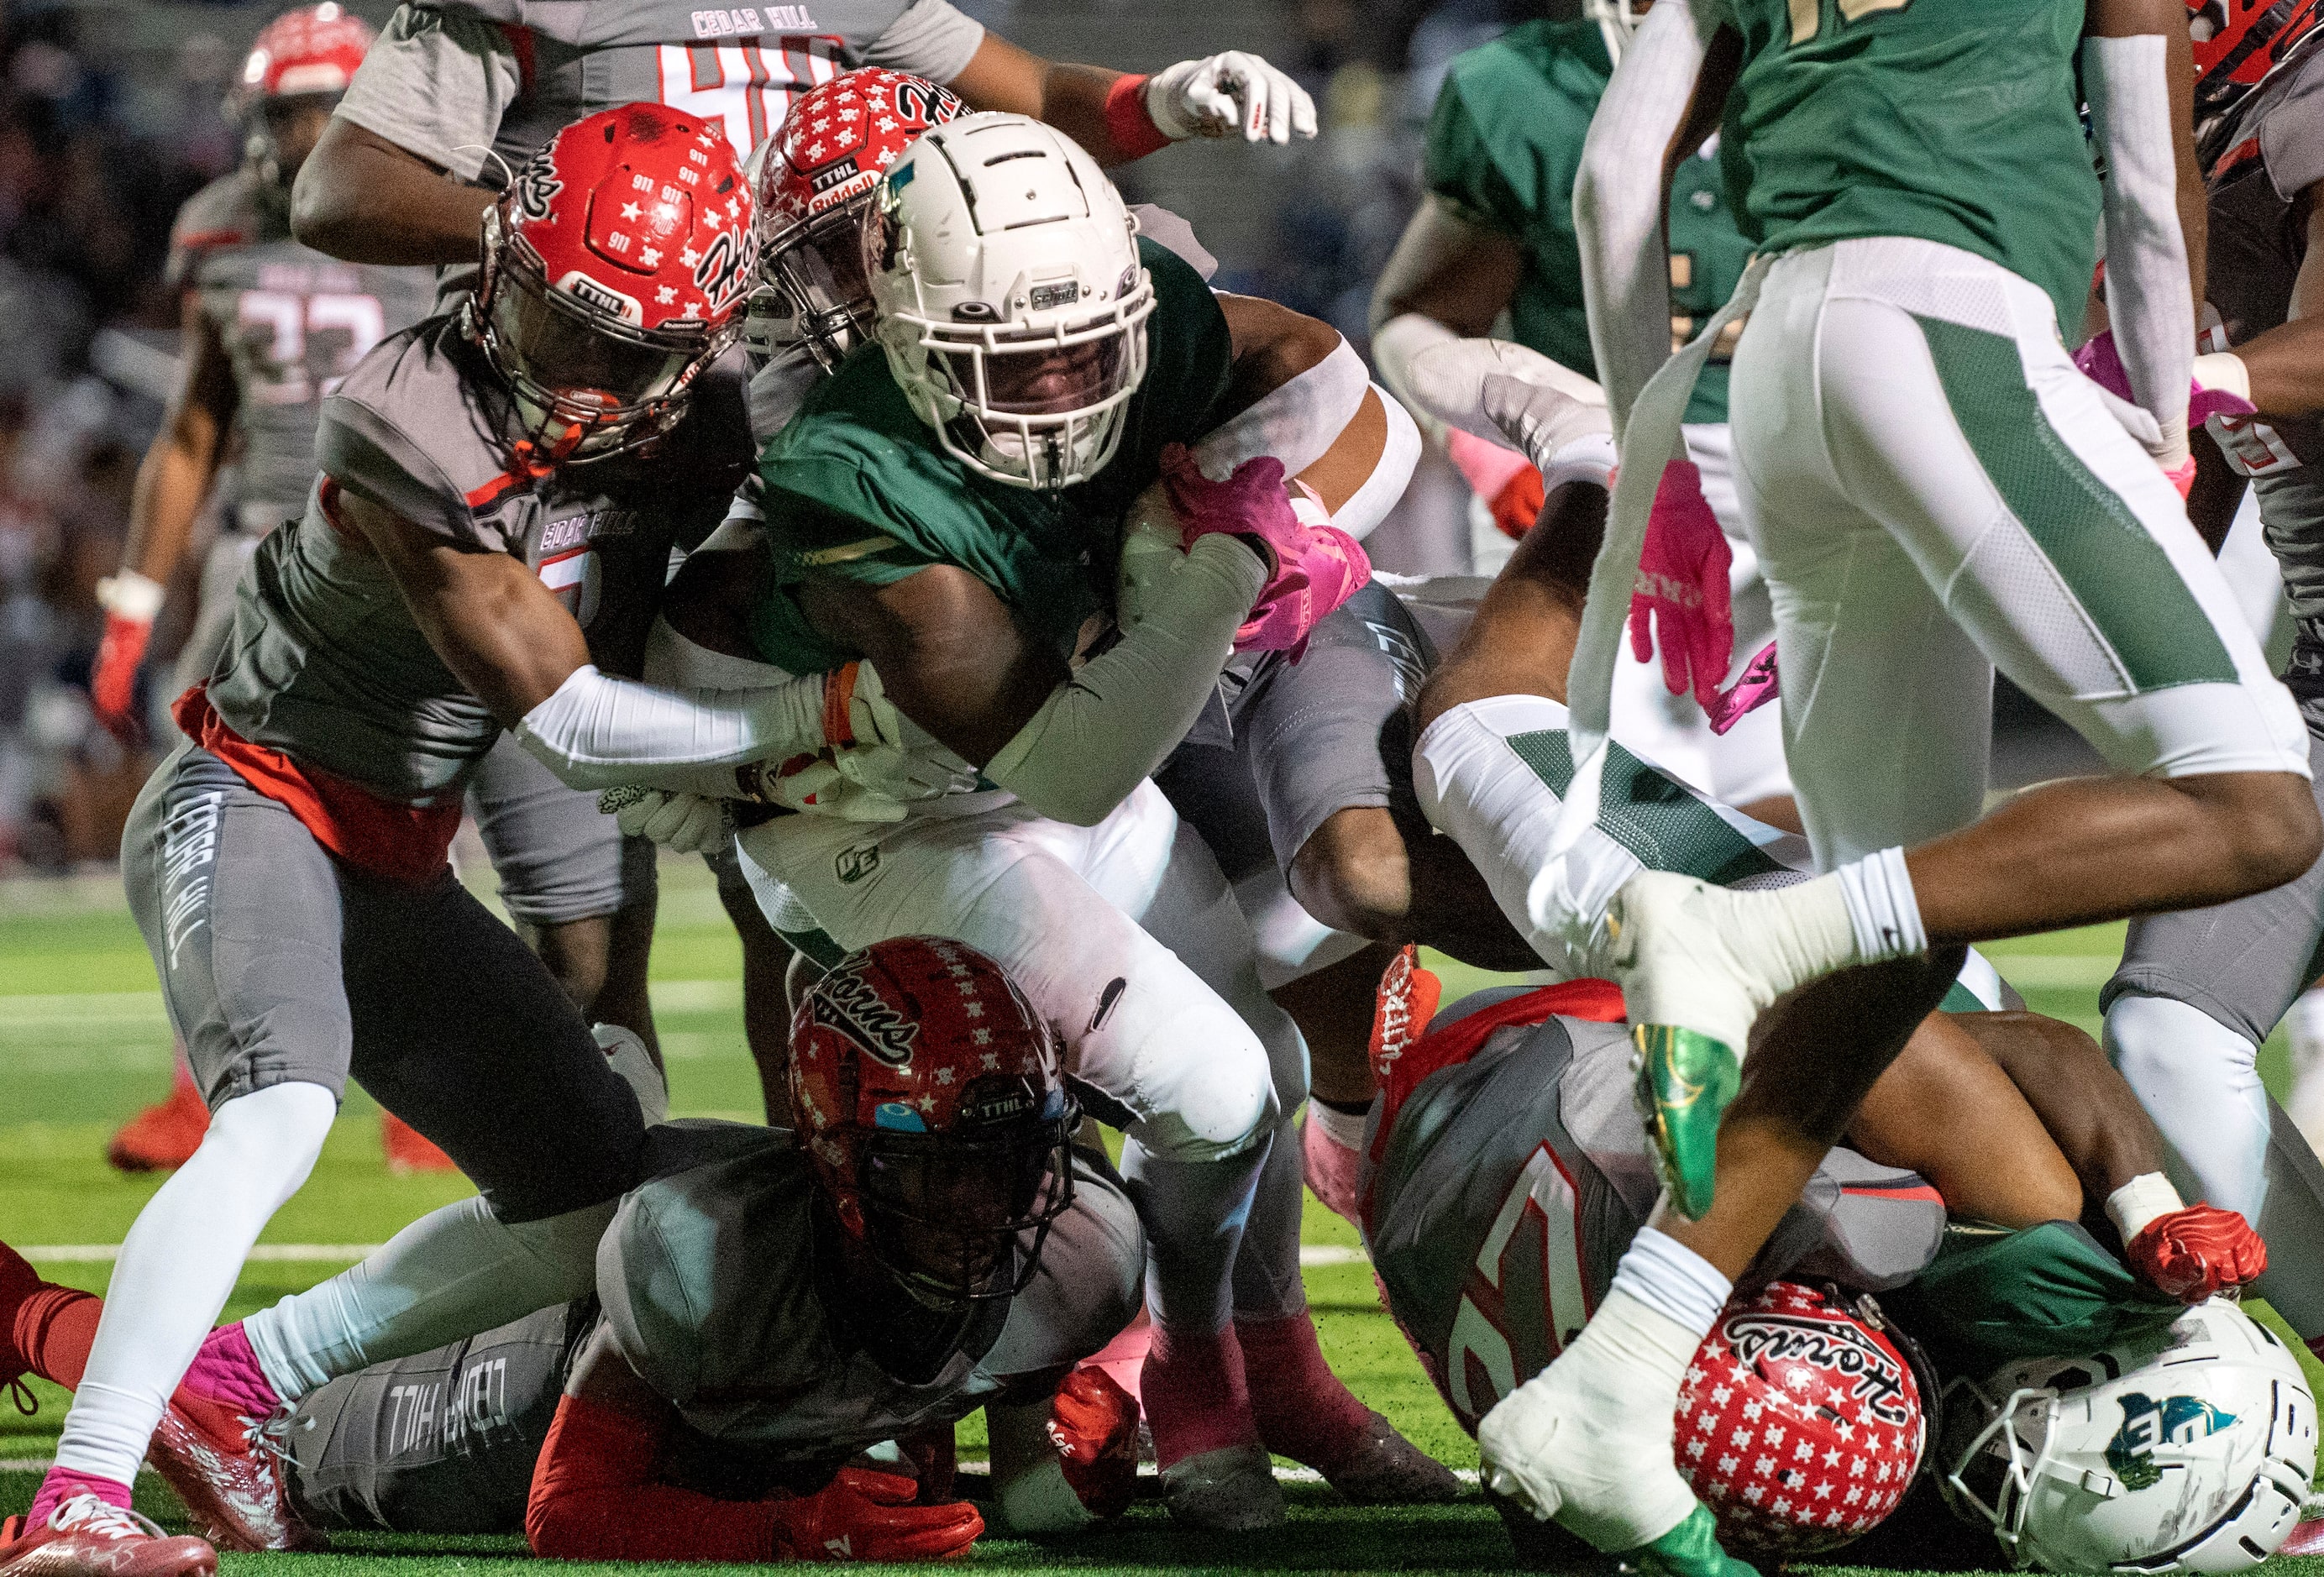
[1477,1367,1701,1561]
[1605,872,1803,1219]
[1631,1504,1760,1577]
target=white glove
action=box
[829,662,983,804]
[1403,336,1607,447]
[605,787,732,854]
[1145,52,1317,145]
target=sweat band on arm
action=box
[2085,33,2195,466]
[985,535,1264,825]
[1325,386,1420,542]
[1192,337,1371,481]
[513,663,828,799]
[1104,72,1172,160]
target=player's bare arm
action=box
[291,118,495,266]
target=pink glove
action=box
[1629,458,1734,711]
[1301,1108,1361,1228]
[1443,425,1532,501]
[1705,642,1778,736]
[1159,444,1370,660]
[2073,328,2258,428]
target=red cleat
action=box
[144,1390,322,1553]
[380,1113,457,1176]
[104,1066,208,1175]
[0,1495,216,1577]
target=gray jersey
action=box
[204,314,751,799]
[334,0,987,189]
[2206,59,2324,663]
[165,170,435,531]
[601,1121,1141,1489]
[1363,991,1944,1437]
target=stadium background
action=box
[0,0,2318,1571]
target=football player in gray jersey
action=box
[286,0,1315,275]
[91,6,446,1181]
[2095,15,2324,1393]
[0,941,1148,1563]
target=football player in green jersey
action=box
[1445,0,2321,1568]
[639,112,1443,1529]
[1371,0,1792,825]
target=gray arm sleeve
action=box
[858,0,986,82]
[332,5,523,183]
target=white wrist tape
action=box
[2085,34,2195,464]
[1324,386,1419,542]
[513,663,827,799]
[2195,349,2253,403]
[97,568,166,622]
[1192,336,1370,481]
[985,535,1263,825]
[2106,1171,2185,1244]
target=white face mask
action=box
[1585,0,1650,63]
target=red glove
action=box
[2127,1204,2268,1302]
[1487,464,1545,541]
[91,610,154,736]
[1629,458,1735,712]
[1045,1365,1139,1519]
[768,1467,982,1562]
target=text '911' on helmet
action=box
[748,69,967,371]
[1939,1298,2316,1574]
[466,102,757,463]
[787,935,1079,1308]
[863,112,1155,493]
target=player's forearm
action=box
[2206,314,2324,419]
[123,427,219,589]
[2085,33,2196,460]
[291,118,494,266]
[945,35,1134,166]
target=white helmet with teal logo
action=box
[1939,1300,2315,1573]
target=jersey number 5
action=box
[1445,1143,1592,1428]
[1789,0,1911,44]
[236,291,386,404]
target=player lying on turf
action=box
[0,939,1146,1566]
[616,107,1456,1530]
[1360,961,2312,1571]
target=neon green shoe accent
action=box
[1631,1025,1740,1221]
[1629,1504,1757,1577]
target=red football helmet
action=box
[233,4,375,185]
[788,936,1079,1307]
[749,70,966,369]
[1674,1282,1926,1556]
[468,103,757,461]
[2190,1,2324,124]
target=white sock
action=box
[1607,1228,1732,1339]
[2104,992,2271,1224]
[1305,1099,1368,1152]
[1832,847,1928,962]
[244,1194,615,1401]
[54,1082,336,1487]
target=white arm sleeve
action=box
[512,664,827,797]
[1190,336,1370,480]
[331,6,522,183]
[985,536,1265,826]
[1575,0,1718,435]
[2085,33,2195,464]
[1327,387,1420,542]
[1371,311,1460,448]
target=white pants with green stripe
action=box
[1729,237,2308,867]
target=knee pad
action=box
[2104,992,2271,1223]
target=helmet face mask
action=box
[760,193,881,369]
[854,1090,1078,1308]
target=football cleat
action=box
[144,1391,322,1553]
[379,1113,456,1176]
[0,1496,216,1577]
[1307,1410,1462,1506]
[104,1075,208,1175]
[1158,1443,1285,1532]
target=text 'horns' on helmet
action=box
[1939,1299,2316,1574]
[787,935,1079,1307]
[862,112,1156,493]
[1677,1281,1927,1556]
[746,69,967,371]
[466,102,756,462]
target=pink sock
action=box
[1085,1310,1151,1406]
[26,1467,133,1528]
[1238,1308,1376,1473]
[1139,1319,1257,1469]
[181,1322,281,1417]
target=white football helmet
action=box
[1939,1301,2316,1574]
[1584,0,1650,62]
[863,113,1155,492]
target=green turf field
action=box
[2,862,2317,1575]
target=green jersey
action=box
[1719,0,2101,336]
[749,238,1233,675]
[1422,18,1751,425]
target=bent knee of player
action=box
[1288,808,1414,941]
[1123,1014,1278,1163]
